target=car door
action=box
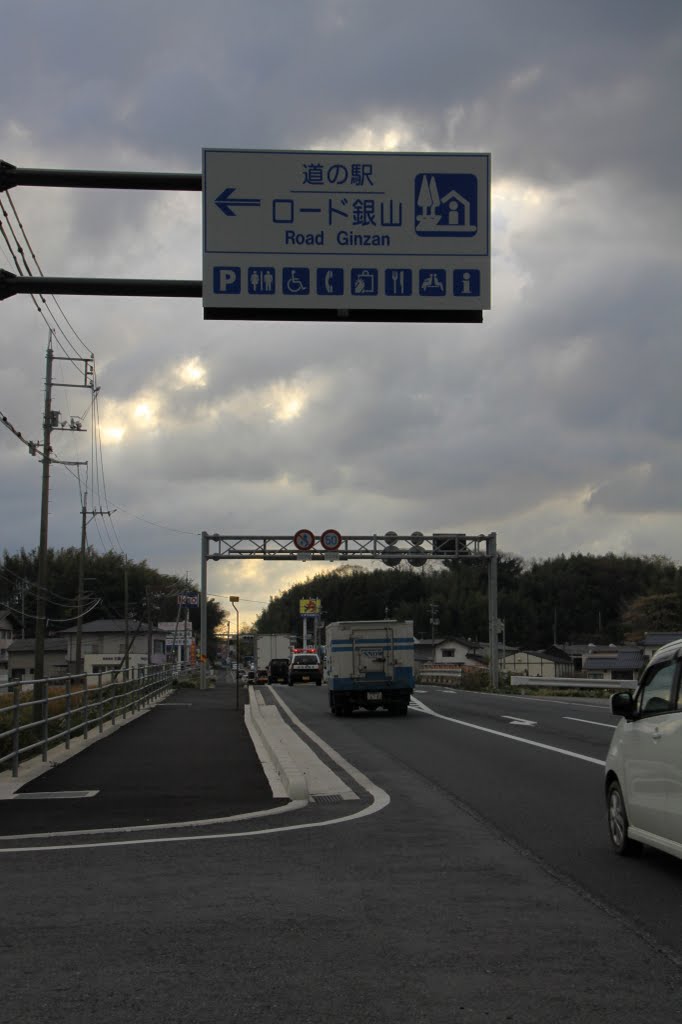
[621,660,677,839]
[663,676,682,844]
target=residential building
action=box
[582,646,647,682]
[500,647,573,678]
[0,609,19,676]
[641,632,682,660]
[60,618,167,676]
[7,638,68,681]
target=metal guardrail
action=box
[510,675,637,690]
[0,664,185,778]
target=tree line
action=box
[253,553,681,649]
[0,547,225,658]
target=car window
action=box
[635,661,676,715]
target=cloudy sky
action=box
[1,0,680,626]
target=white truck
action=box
[254,634,291,683]
[324,619,415,716]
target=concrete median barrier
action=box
[247,687,309,802]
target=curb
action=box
[247,687,309,802]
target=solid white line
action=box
[564,717,616,729]
[409,697,605,766]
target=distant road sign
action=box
[320,529,342,551]
[202,149,490,322]
[293,528,315,551]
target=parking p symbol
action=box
[214,267,241,293]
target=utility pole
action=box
[123,557,129,672]
[146,585,153,672]
[33,336,54,697]
[32,332,92,700]
[75,494,115,676]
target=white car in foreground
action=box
[605,638,682,860]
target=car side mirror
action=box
[611,691,635,719]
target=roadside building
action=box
[7,637,68,681]
[60,618,167,677]
[641,632,682,660]
[500,647,573,678]
[583,646,647,682]
[0,609,20,678]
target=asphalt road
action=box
[280,684,682,953]
[0,682,680,1024]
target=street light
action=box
[229,596,240,710]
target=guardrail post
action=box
[110,670,117,725]
[41,685,49,762]
[65,676,72,750]
[82,673,89,740]
[98,672,104,733]
[11,683,21,778]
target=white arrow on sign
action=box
[501,715,537,727]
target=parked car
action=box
[255,668,269,685]
[605,637,682,860]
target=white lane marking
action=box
[408,698,605,767]
[564,717,616,729]
[501,716,536,727]
[13,790,99,800]
[0,697,390,853]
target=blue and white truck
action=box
[324,619,415,716]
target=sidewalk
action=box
[0,680,287,836]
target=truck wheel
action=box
[315,680,322,686]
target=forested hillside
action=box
[254,553,681,649]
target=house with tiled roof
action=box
[582,646,646,682]
[500,646,573,679]
[641,632,682,660]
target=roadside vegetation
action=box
[254,552,680,650]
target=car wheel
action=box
[607,779,642,856]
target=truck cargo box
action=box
[325,619,414,716]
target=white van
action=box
[605,637,682,860]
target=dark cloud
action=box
[1,0,680,609]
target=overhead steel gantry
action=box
[200,531,499,691]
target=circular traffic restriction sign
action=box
[320,529,342,551]
[293,528,316,551]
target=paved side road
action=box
[0,680,287,835]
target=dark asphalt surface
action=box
[1,682,680,1024]
[1,678,287,835]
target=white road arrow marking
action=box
[501,715,537,727]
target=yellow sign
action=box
[299,598,321,615]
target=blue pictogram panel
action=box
[415,173,478,237]
[419,269,446,295]
[316,268,344,296]
[351,268,378,296]
[213,267,241,293]
[453,269,480,297]
[384,269,412,296]
[248,267,276,294]
[283,267,310,295]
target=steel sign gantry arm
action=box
[199,531,500,689]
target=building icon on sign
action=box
[415,173,478,237]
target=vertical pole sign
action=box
[202,150,490,322]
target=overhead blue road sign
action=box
[203,150,490,321]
